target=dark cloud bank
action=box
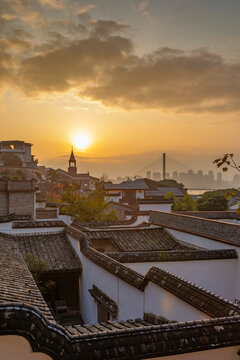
[1,1,240,114]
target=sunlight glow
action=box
[73,133,91,150]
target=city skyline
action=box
[1,0,240,176]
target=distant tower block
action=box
[163,153,166,179]
[146,171,151,179]
[68,147,77,176]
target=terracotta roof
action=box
[107,248,238,263]
[15,231,81,273]
[12,220,66,228]
[89,285,118,315]
[0,233,54,321]
[83,227,196,252]
[1,303,240,359]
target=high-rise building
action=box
[146,171,151,179]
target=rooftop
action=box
[82,227,198,252]
[0,233,54,321]
[15,231,81,273]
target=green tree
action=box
[25,253,55,295]
[1,153,23,167]
[172,193,196,211]
[158,179,188,195]
[61,184,118,222]
[164,191,175,200]
[196,191,228,211]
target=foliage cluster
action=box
[170,191,228,211]
[158,179,188,195]
[60,183,118,222]
[25,253,55,295]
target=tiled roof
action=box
[1,303,240,359]
[0,213,32,223]
[72,215,138,230]
[150,210,240,247]
[67,226,144,289]
[15,231,81,273]
[146,267,240,318]
[67,226,240,320]
[145,187,184,197]
[89,285,118,315]
[0,233,54,321]
[65,315,166,336]
[83,227,196,252]
[138,199,173,204]
[12,220,66,228]
[107,248,238,263]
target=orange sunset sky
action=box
[1,0,240,177]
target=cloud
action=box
[90,20,130,38]
[77,4,95,15]
[1,4,240,115]
[139,0,150,17]
[38,0,64,9]
[17,35,133,94]
[80,48,240,113]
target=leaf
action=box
[222,167,228,172]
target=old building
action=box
[1,211,240,358]
[0,179,37,217]
[0,140,38,168]
[56,149,98,192]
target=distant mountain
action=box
[136,155,190,176]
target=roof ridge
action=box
[147,266,240,317]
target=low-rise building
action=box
[56,149,98,192]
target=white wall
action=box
[0,336,52,360]
[149,346,240,360]
[59,214,72,225]
[136,190,144,199]
[167,228,240,300]
[67,233,215,324]
[145,282,209,322]
[126,258,238,301]
[139,203,172,212]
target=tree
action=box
[60,184,118,222]
[158,179,188,195]
[164,191,175,200]
[213,153,240,173]
[172,193,196,211]
[1,153,23,167]
[196,191,228,211]
[46,168,59,183]
[25,253,55,295]
[213,153,240,213]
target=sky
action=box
[1,0,240,178]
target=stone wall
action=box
[0,180,36,217]
[36,208,58,219]
[150,210,240,246]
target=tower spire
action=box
[68,146,77,176]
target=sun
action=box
[73,133,91,150]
